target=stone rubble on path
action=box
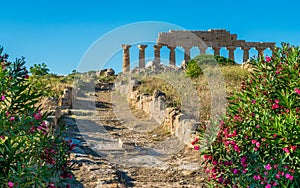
[63,80,207,187]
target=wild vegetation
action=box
[2,42,299,187]
[0,47,73,187]
[138,55,248,120]
[194,44,300,187]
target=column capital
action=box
[153,44,163,50]
[255,46,266,51]
[241,46,251,51]
[137,44,148,50]
[122,44,131,49]
[198,46,207,54]
[198,46,207,49]
[212,46,221,56]
[167,45,176,50]
[212,46,221,49]
[255,46,266,57]
[182,46,192,50]
[226,46,237,50]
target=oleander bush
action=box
[0,47,73,187]
[194,43,300,187]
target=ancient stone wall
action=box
[115,78,198,147]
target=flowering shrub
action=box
[195,44,300,187]
[0,47,73,187]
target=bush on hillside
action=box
[186,54,237,78]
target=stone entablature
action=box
[122,29,276,73]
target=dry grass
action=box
[136,65,249,121]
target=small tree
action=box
[185,59,203,78]
[30,63,49,76]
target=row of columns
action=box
[122,44,272,73]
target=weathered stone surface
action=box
[60,86,73,108]
[65,82,208,187]
[115,78,198,148]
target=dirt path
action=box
[65,82,207,187]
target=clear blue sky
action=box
[1,0,300,75]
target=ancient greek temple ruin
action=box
[121,29,276,73]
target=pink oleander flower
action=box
[295,88,300,95]
[256,142,260,148]
[232,168,239,175]
[251,100,256,104]
[254,147,258,151]
[1,95,6,101]
[33,111,42,120]
[275,174,280,179]
[265,184,271,188]
[275,99,280,104]
[9,116,15,121]
[266,56,271,62]
[30,126,36,133]
[264,164,272,170]
[285,173,294,180]
[240,155,247,163]
[253,175,261,180]
[291,145,297,152]
[218,176,223,183]
[194,145,199,150]
[8,181,14,187]
[252,140,257,144]
[233,145,240,152]
[283,147,290,153]
[203,155,212,161]
[272,103,279,110]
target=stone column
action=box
[137,45,147,68]
[256,47,266,57]
[183,46,192,62]
[226,46,236,61]
[212,46,221,56]
[198,46,207,54]
[241,46,251,62]
[122,44,131,73]
[153,44,162,65]
[167,45,176,66]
